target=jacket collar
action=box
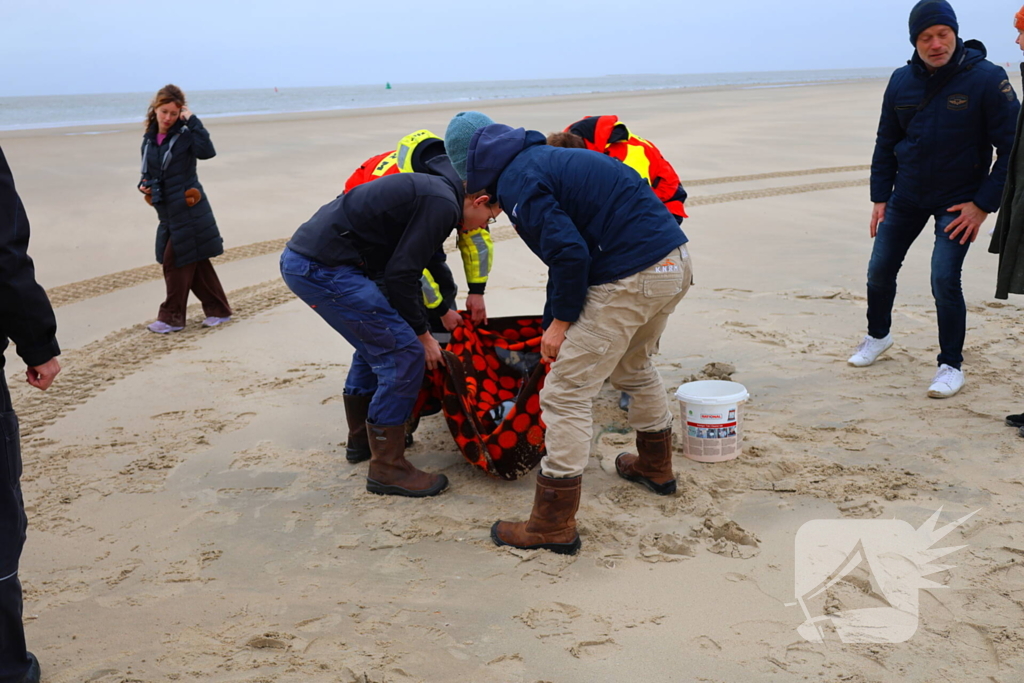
[144,117,185,141]
[910,38,964,77]
[423,154,465,206]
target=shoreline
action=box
[0,76,887,138]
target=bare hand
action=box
[944,202,988,245]
[870,202,887,238]
[466,294,487,325]
[26,357,61,391]
[180,106,192,121]
[440,309,462,332]
[419,332,445,371]
[138,182,151,195]
[541,319,571,361]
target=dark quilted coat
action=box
[140,115,224,267]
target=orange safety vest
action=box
[566,115,688,220]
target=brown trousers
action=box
[157,241,232,327]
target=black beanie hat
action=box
[909,0,959,45]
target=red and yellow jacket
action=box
[345,130,493,307]
[566,115,687,222]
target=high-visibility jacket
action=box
[345,130,493,304]
[566,115,687,222]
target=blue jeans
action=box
[280,248,424,426]
[866,195,971,369]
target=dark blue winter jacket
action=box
[466,124,687,326]
[871,40,1019,213]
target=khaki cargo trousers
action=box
[540,245,692,479]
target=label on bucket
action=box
[680,400,743,463]
[685,403,738,439]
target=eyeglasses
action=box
[486,205,499,225]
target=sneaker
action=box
[928,364,965,398]
[202,316,231,327]
[847,334,894,367]
[147,321,184,334]
[1006,413,1024,428]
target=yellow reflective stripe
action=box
[396,129,441,173]
[621,141,652,183]
[421,268,443,309]
[458,228,493,284]
[372,152,399,177]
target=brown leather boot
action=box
[615,428,677,496]
[490,474,581,555]
[365,423,448,497]
[343,394,372,463]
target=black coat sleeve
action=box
[0,146,60,369]
[184,115,216,160]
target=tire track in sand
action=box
[44,166,870,309]
[687,177,869,206]
[683,165,870,187]
[13,277,295,440]
[45,238,289,308]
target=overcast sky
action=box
[2,1,1019,97]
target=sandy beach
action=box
[3,79,1024,682]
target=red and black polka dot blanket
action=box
[415,315,549,480]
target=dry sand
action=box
[3,80,1024,682]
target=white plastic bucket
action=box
[675,380,749,463]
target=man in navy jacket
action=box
[1,145,61,683]
[282,154,497,498]
[447,120,691,555]
[849,0,1019,398]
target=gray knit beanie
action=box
[444,111,494,181]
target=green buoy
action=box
[386,82,392,90]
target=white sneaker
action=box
[147,321,184,334]
[928,364,964,398]
[202,316,231,327]
[847,334,894,367]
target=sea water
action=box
[0,68,894,132]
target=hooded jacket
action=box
[466,125,687,326]
[344,131,493,299]
[287,156,464,335]
[0,146,60,371]
[566,116,688,223]
[871,39,1019,213]
[140,115,224,267]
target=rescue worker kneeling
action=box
[280,152,500,497]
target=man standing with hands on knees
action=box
[849,0,1018,398]
[1,146,61,683]
[445,118,691,555]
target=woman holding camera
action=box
[139,84,232,333]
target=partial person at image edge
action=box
[0,144,62,683]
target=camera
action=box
[141,178,163,205]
